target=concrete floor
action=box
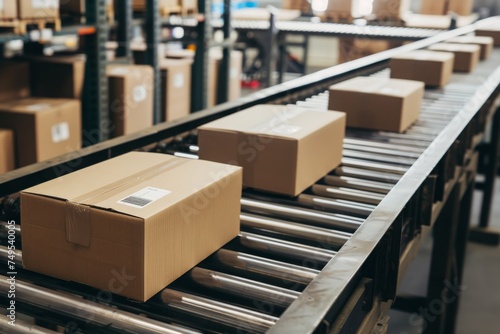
[389,177,500,334]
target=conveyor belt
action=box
[1,17,499,334]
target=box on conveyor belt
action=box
[427,43,480,72]
[198,105,346,196]
[390,50,455,87]
[0,0,17,19]
[21,152,242,302]
[107,64,154,137]
[17,0,59,19]
[328,77,424,133]
[446,36,494,60]
[476,23,500,46]
[0,129,15,174]
[160,58,193,122]
[30,55,86,99]
[0,62,30,103]
[0,98,81,167]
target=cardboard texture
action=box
[446,36,494,60]
[0,98,81,167]
[207,50,243,107]
[338,38,402,63]
[420,0,472,16]
[328,77,424,133]
[107,64,154,137]
[21,152,242,302]
[0,0,17,19]
[30,55,86,99]
[322,0,361,18]
[0,129,15,174]
[18,0,59,19]
[390,50,455,87]
[428,43,480,72]
[372,0,410,19]
[160,58,193,122]
[198,105,346,196]
[0,62,30,103]
[476,25,500,47]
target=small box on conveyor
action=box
[21,152,242,302]
[476,23,500,46]
[427,43,480,73]
[390,50,455,87]
[198,105,346,196]
[328,77,424,133]
[446,35,494,60]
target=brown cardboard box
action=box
[133,0,179,12]
[59,0,85,14]
[476,25,500,47]
[30,55,86,99]
[338,38,402,63]
[420,0,473,15]
[107,64,154,137]
[0,0,17,19]
[208,50,243,107]
[18,0,59,19]
[390,50,455,87]
[160,58,193,122]
[428,43,480,72]
[0,129,15,174]
[446,36,494,60]
[321,0,361,18]
[420,0,446,15]
[328,77,424,133]
[0,98,81,167]
[21,152,242,302]
[373,0,410,19]
[448,0,473,16]
[198,105,346,196]
[0,62,30,103]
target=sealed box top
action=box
[0,98,79,114]
[446,35,494,45]
[22,152,242,220]
[391,49,455,62]
[329,77,424,97]
[428,42,481,53]
[199,104,345,140]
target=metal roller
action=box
[310,184,384,205]
[342,150,416,166]
[322,175,392,194]
[343,138,425,153]
[189,267,300,308]
[240,198,363,232]
[341,158,408,175]
[0,317,57,334]
[342,143,422,159]
[297,194,376,218]
[0,246,22,265]
[334,166,402,183]
[236,232,335,265]
[240,213,351,249]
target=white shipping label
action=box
[51,122,70,143]
[32,0,59,9]
[173,73,184,88]
[230,67,238,79]
[118,187,171,208]
[26,103,51,111]
[133,85,147,102]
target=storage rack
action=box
[1,16,499,334]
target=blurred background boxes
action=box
[428,42,481,72]
[0,128,15,174]
[0,61,30,103]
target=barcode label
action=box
[51,122,70,143]
[32,0,59,9]
[118,187,170,209]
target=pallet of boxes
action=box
[0,0,61,34]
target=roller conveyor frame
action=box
[1,16,500,334]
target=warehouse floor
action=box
[389,177,500,334]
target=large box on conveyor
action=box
[0,98,81,167]
[428,43,480,72]
[328,77,424,133]
[390,50,455,87]
[446,36,494,60]
[107,64,154,137]
[21,152,242,302]
[198,105,346,196]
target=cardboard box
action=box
[372,0,410,19]
[0,62,30,103]
[0,98,81,167]
[0,0,17,19]
[107,64,154,137]
[420,0,445,15]
[198,105,346,196]
[133,0,179,12]
[338,38,402,63]
[160,58,193,122]
[476,25,500,47]
[59,0,85,14]
[328,77,424,133]
[428,43,480,72]
[18,0,59,19]
[390,50,455,87]
[448,0,473,16]
[21,152,242,302]
[208,50,243,107]
[321,0,361,18]
[446,36,494,60]
[420,0,473,16]
[0,129,15,174]
[30,55,86,99]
